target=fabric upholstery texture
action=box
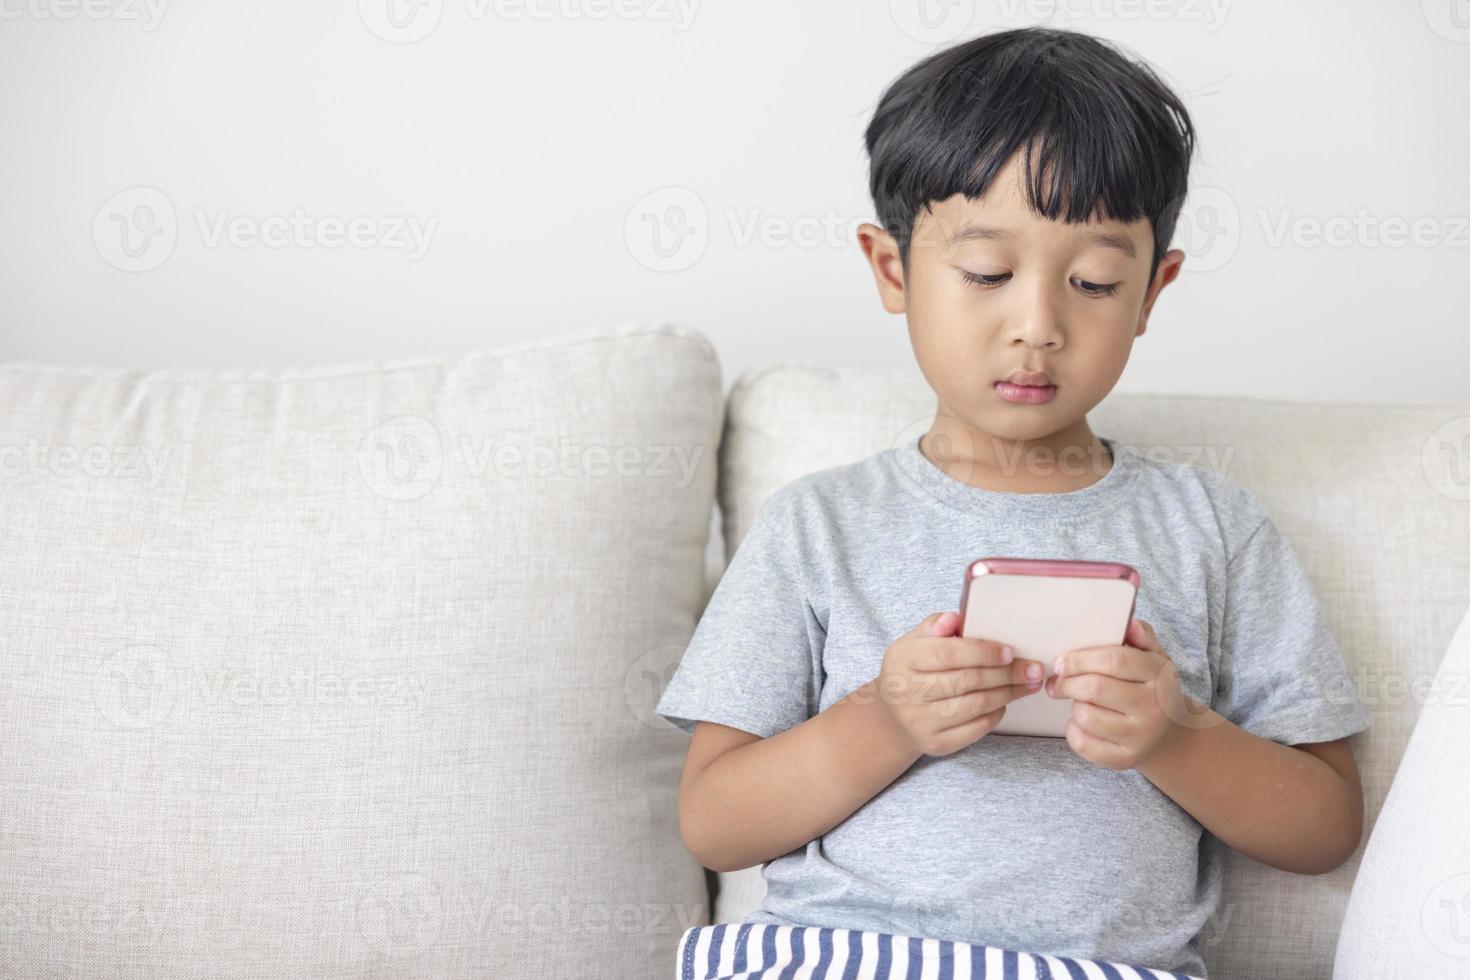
[0,323,722,978]
[1334,603,1470,976]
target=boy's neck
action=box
[919,411,1115,495]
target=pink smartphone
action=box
[958,557,1140,738]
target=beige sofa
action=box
[0,324,1465,978]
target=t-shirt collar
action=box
[888,432,1139,523]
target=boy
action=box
[656,26,1368,977]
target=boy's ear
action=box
[1137,247,1186,337]
[857,222,908,314]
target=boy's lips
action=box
[1002,369,1053,386]
[994,372,1057,404]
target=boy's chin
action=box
[935,414,1073,451]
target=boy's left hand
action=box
[1045,617,1193,771]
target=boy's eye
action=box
[1074,278,1121,297]
[960,270,1120,298]
[961,271,1010,287]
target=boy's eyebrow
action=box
[948,221,1138,260]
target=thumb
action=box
[1127,617,1159,651]
[913,611,961,638]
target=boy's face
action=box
[858,151,1184,454]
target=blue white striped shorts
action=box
[675,923,1204,980]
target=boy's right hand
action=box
[869,611,1045,758]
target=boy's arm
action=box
[1134,721,1362,875]
[676,680,921,873]
[677,611,1045,873]
[1047,617,1365,876]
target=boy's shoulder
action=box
[747,447,896,528]
[1123,441,1273,561]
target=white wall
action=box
[1,0,1466,403]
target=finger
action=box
[899,614,958,643]
[1069,699,1133,741]
[1127,617,1160,652]
[1066,718,1128,765]
[1053,645,1158,682]
[920,661,1046,699]
[913,636,1013,671]
[928,705,1007,754]
[929,611,962,638]
[1048,672,1137,714]
[928,683,1036,724]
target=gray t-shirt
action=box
[655,434,1370,977]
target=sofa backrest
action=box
[0,324,722,979]
[710,365,1470,979]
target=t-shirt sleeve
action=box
[655,490,826,739]
[1212,506,1370,746]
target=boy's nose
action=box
[1003,280,1066,348]
[1009,305,1064,349]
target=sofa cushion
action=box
[1334,602,1470,976]
[0,323,721,978]
[710,365,1470,980]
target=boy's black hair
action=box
[865,27,1195,283]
